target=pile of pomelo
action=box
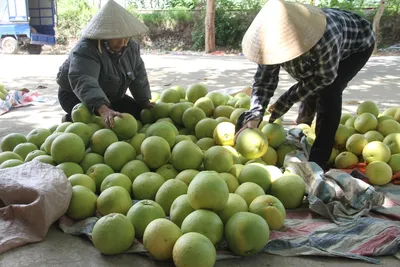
[1,83,395,264]
[298,100,400,186]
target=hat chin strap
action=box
[98,40,103,54]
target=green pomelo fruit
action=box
[181,209,224,246]
[91,213,135,255]
[126,199,166,238]
[270,174,306,209]
[187,171,229,212]
[225,212,270,256]
[132,172,165,200]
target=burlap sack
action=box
[0,160,72,253]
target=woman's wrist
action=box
[97,104,109,115]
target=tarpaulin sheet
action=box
[0,89,49,115]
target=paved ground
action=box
[0,54,400,266]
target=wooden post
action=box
[373,0,386,54]
[205,0,216,53]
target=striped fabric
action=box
[0,90,47,115]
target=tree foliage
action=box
[55,0,400,50]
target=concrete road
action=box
[0,54,399,266]
[0,54,400,139]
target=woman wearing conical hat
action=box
[56,0,152,128]
[236,0,375,170]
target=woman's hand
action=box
[234,119,261,143]
[141,100,154,109]
[98,105,123,128]
[267,102,276,113]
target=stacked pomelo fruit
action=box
[0,84,299,264]
[0,83,396,264]
[300,100,400,186]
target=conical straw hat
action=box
[242,0,327,65]
[81,0,149,39]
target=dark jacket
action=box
[56,38,151,112]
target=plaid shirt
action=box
[244,8,376,124]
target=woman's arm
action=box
[68,45,110,113]
[269,33,342,122]
[128,44,152,106]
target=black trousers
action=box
[296,44,375,169]
[58,88,143,121]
